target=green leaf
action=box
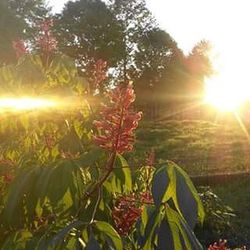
[151,162,204,228]
[108,154,132,193]
[74,147,103,168]
[157,219,174,250]
[165,207,203,250]
[151,166,170,207]
[85,235,101,250]
[95,221,122,250]
[4,167,39,225]
[49,220,85,248]
[58,128,83,155]
[173,162,205,226]
[1,231,32,250]
[136,206,162,249]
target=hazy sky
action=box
[48,0,250,55]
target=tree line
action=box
[0,0,213,118]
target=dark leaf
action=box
[151,166,170,207]
[95,221,122,250]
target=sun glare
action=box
[0,97,57,112]
[204,51,250,112]
[204,77,246,112]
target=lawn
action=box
[132,118,250,175]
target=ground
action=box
[133,118,250,175]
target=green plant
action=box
[0,28,205,249]
[195,187,235,246]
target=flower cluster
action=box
[93,82,142,154]
[12,39,27,58]
[112,192,153,235]
[208,240,246,250]
[37,19,57,53]
[208,240,230,250]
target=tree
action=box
[0,1,24,65]
[0,0,50,65]
[133,28,187,118]
[186,40,213,98]
[110,0,157,81]
[54,0,125,87]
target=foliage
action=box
[0,48,205,249]
[195,187,236,245]
[185,40,213,96]
[133,28,186,108]
[110,0,157,80]
[0,0,50,65]
[54,0,125,84]
[0,1,25,65]
[53,0,213,111]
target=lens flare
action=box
[204,50,250,112]
[0,97,57,112]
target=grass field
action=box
[132,118,250,175]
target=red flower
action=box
[112,192,153,235]
[208,240,246,250]
[12,39,27,58]
[93,82,142,154]
[37,19,57,53]
[208,240,230,250]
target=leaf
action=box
[156,219,174,250]
[85,235,101,250]
[49,220,85,248]
[1,231,32,250]
[165,207,203,250]
[58,128,83,155]
[173,162,205,226]
[16,55,46,86]
[4,167,39,225]
[74,147,103,168]
[108,154,132,193]
[175,169,198,229]
[151,162,204,228]
[36,163,56,200]
[95,221,122,250]
[136,206,162,249]
[151,166,170,207]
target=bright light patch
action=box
[204,50,250,112]
[204,77,246,112]
[0,97,56,112]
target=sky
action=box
[47,0,250,54]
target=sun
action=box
[204,55,250,112]
[204,77,244,112]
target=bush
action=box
[0,37,205,249]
